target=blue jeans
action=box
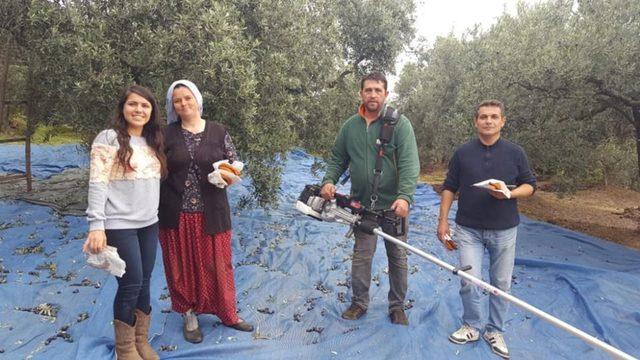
[106,222,159,326]
[455,224,517,333]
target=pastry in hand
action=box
[219,162,242,176]
[219,168,238,185]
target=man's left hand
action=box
[390,199,410,218]
[489,189,510,200]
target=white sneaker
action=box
[483,331,510,359]
[448,324,480,344]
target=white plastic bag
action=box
[207,170,227,188]
[86,245,126,277]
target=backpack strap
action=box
[370,106,400,209]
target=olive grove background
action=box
[1,0,638,205]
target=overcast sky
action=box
[389,0,544,92]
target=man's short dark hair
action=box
[360,72,388,91]
[474,100,505,118]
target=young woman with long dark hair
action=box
[84,84,166,360]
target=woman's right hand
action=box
[83,230,107,254]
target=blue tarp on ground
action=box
[0,146,638,359]
[0,144,88,179]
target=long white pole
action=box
[373,228,637,360]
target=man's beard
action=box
[365,101,380,112]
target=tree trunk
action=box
[0,37,10,132]
[633,106,640,181]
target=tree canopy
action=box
[6,0,637,198]
[1,0,415,206]
[397,0,640,190]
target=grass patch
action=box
[32,124,82,145]
[0,124,81,145]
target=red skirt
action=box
[159,212,239,325]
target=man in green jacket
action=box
[320,72,420,325]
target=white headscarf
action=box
[165,80,204,124]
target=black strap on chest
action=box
[370,106,400,209]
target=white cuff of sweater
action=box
[89,220,105,232]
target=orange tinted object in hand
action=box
[444,238,458,250]
[219,163,241,176]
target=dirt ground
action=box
[0,168,88,216]
[422,173,640,250]
[517,186,640,249]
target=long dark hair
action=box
[113,85,167,178]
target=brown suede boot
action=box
[134,309,159,360]
[114,319,143,360]
[341,304,366,320]
[389,309,409,325]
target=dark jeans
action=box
[106,222,159,326]
[351,215,409,312]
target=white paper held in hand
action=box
[472,179,513,199]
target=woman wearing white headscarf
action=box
[158,80,253,344]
